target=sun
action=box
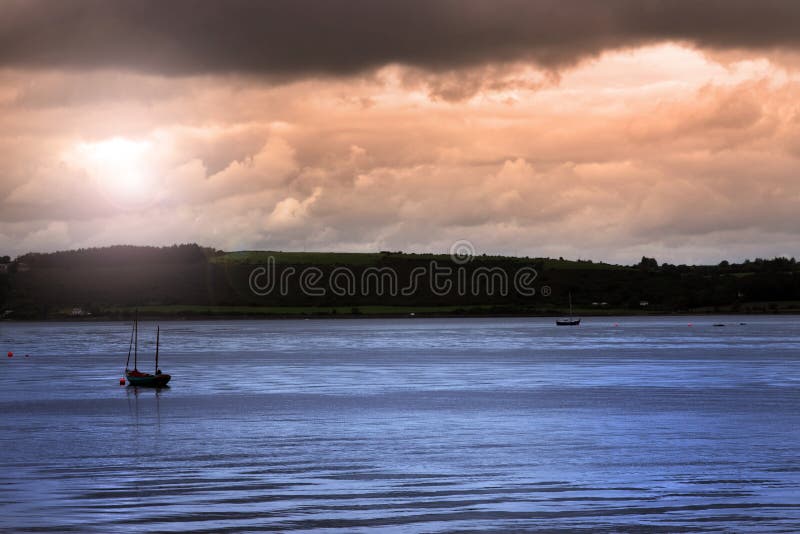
[69,137,156,209]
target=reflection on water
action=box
[1,316,799,532]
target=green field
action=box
[210,250,622,269]
[6,245,800,320]
[211,251,388,265]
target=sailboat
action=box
[556,292,581,326]
[123,313,171,387]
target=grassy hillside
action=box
[210,250,623,269]
[2,245,799,318]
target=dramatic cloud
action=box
[1,3,800,263]
[1,1,800,76]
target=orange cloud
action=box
[1,44,799,263]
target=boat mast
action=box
[134,310,138,370]
[125,320,134,370]
[569,292,573,319]
[155,326,159,374]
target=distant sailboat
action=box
[123,313,171,387]
[556,292,581,326]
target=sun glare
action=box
[69,137,156,209]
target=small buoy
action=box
[688,323,693,327]
[613,323,619,327]
[6,351,12,358]
[119,378,126,385]
[24,354,29,358]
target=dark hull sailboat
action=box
[123,315,171,387]
[556,292,581,326]
[126,369,171,387]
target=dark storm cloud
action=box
[1,0,799,76]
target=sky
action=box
[1,0,800,264]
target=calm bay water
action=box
[1,316,799,532]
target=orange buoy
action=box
[6,351,11,358]
[119,377,126,385]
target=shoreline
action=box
[4,310,798,322]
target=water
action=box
[1,316,799,532]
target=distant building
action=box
[639,300,649,307]
[70,307,86,317]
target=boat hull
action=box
[126,373,171,387]
[556,319,581,326]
